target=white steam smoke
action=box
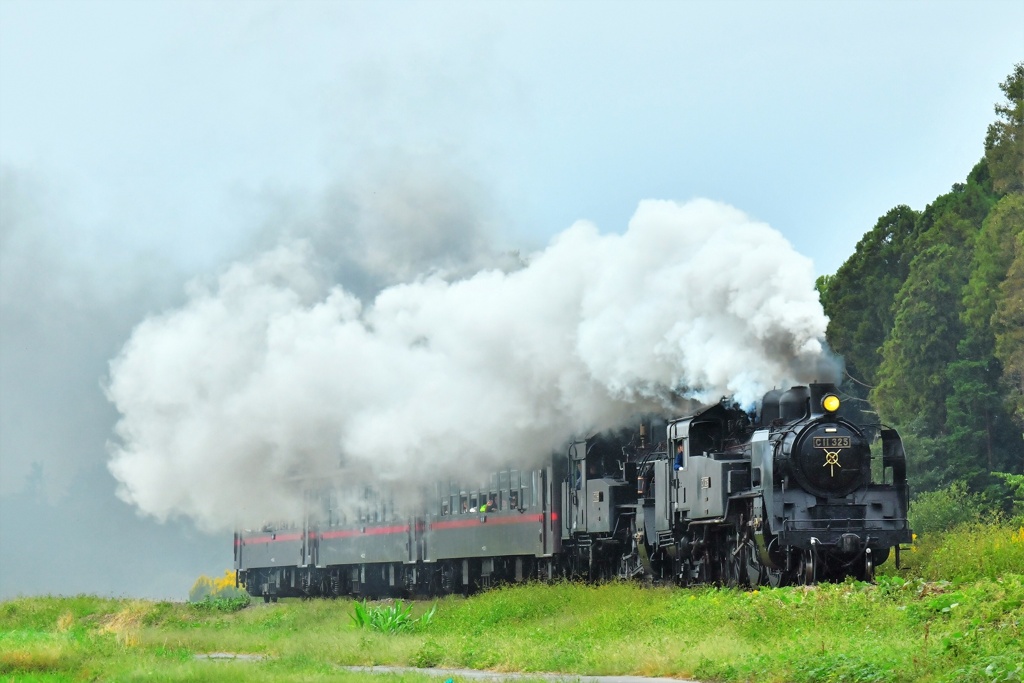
[106,199,834,531]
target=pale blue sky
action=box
[0,0,1021,598]
[3,0,1021,275]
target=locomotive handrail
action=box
[783,517,910,531]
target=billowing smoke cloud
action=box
[250,156,512,300]
[106,198,835,532]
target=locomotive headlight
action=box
[822,394,841,413]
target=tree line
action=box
[817,63,1023,506]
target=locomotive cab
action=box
[668,403,752,526]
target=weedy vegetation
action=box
[351,599,436,634]
[1,521,1021,683]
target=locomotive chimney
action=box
[639,422,647,448]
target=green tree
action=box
[871,165,1000,490]
[873,210,975,434]
[819,205,919,387]
[984,62,1024,195]
[899,426,946,493]
[993,230,1024,430]
[914,163,996,241]
[960,194,1024,353]
[946,194,1024,476]
[823,66,1021,494]
[944,359,1014,483]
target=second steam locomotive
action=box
[235,382,911,599]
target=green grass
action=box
[2,524,1022,682]
[890,523,1024,583]
[2,580,1020,683]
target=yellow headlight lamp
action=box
[822,394,841,413]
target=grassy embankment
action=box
[2,523,1022,683]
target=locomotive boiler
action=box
[235,382,911,599]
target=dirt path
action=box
[342,665,703,683]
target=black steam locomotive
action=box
[235,382,911,599]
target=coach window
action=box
[507,470,519,510]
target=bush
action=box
[186,573,247,602]
[992,472,1024,523]
[894,521,1024,582]
[188,595,251,613]
[910,481,988,534]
